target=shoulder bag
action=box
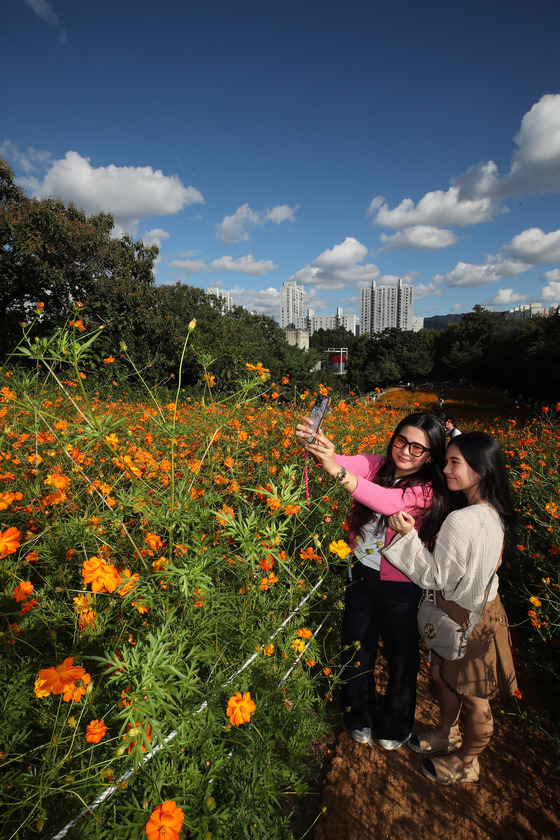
[417,564,499,660]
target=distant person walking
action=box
[444,417,461,440]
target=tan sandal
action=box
[408,730,462,755]
[421,755,479,784]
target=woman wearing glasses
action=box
[296,413,448,750]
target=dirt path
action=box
[311,652,560,840]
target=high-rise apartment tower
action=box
[280,280,305,328]
[360,279,413,336]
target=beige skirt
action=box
[431,592,518,699]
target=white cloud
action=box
[0,140,52,175]
[228,285,281,317]
[23,0,65,41]
[169,254,277,276]
[367,195,385,215]
[434,255,531,288]
[380,225,458,252]
[33,151,204,236]
[503,227,560,263]
[456,94,560,199]
[216,202,298,244]
[369,95,560,255]
[372,187,500,231]
[288,237,380,290]
[485,288,528,306]
[142,228,170,249]
[413,282,444,300]
[541,268,560,302]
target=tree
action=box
[433,305,505,384]
[0,158,158,360]
[346,328,433,392]
[309,326,358,353]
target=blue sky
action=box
[3,0,560,324]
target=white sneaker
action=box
[377,733,412,751]
[351,727,373,746]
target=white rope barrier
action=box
[50,574,329,839]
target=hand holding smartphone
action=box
[303,395,330,443]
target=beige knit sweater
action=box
[383,503,503,611]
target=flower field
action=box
[1,324,560,839]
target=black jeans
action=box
[340,563,421,741]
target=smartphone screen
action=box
[304,395,330,443]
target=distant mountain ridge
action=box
[422,313,464,331]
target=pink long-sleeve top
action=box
[334,452,433,583]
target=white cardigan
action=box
[383,503,503,612]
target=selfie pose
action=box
[296,412,447,750]
[386,431,518,784]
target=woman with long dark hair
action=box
[296,412,448,750]
[386,431,518,783]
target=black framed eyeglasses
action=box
[393,434,430,458]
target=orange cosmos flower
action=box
[300,547,321,561]
[0,526,22,557]
[82,556,122,593]
[224,456,235,468]
[297,627,312,639]
[13,580,34,602]
[38,657,86,695]
[118,569,140,596]
[260,554,275,571]
[34,678,51,698]
[69,319,86,331]
[124,721,152,753]
[263,643,274,656]
[226,691,256,726]
[104,355,115,364]
[145,532,164,550]
[282,504,301,515]
[246,362,269,375]
[203,373,216,388]
[146,800,185,840]
[216,504,235,525]
[19,597,37,615]
[86,719,107,744]
[529,596,542,608]
[259,572,278,591]
[44,471,70,490]
[63,672,91,702]
[329,539,352,559]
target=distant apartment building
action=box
[280,280,305,328]
[360,279,414,336]
[207,287,233,313]
[292,307,358,336]
[507,303,545,320]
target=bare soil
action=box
[302,649,560,840]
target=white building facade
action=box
[360,279,414,335]
[206,287,233,313]
[280,281,305,328]
[292,307,358,336]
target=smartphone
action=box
[304,395,331,443]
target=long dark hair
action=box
[350,412,449,551]
[449,432,517,568]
